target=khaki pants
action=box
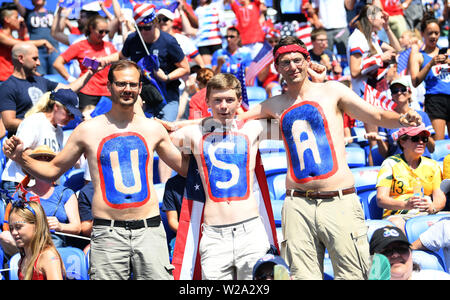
[281,192,370,280]
[199,217,270,280]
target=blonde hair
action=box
[24,92,65,118]
[9,201,65,280]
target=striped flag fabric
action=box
[397,48,411,76]
[245,41,274,86]
[363,82,397,111]
[295,22,312,50]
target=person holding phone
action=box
[53,15,117,110]
[409,12,450,140]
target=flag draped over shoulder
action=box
[363,82,397,111]
[172,66,279,280]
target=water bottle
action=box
[413,177,423,198]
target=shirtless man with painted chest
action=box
[3,60,187,280]
[239,36,422,280]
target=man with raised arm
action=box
[239,36,422,280]
[3,60,187,280]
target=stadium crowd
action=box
[0,0,449,280]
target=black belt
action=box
[93,215,161,230]
[286,187,356,199]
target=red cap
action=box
[397,124,430,140]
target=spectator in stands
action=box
[2,146,81,250]
[347,4,402,165]
[370,225,450,279]
[3,60,187,280]
[308,28,338,76]
[211,26,252,76]
[373,0,408,39]
[409,12,450,141]
[12,0,60,75]
[0,42,94,137]
[161,173,185,234]
[376,125,446,232]
[77,181,93,238]
[1,89,81,197]
[226,0,265,59]
[411,216,450,273]
[252,253,291,280]
[402,0,424,31]
[193,0,224,66]
[0,2,54,82]
[237,35,422,280]
[9,200,65,280]
[188,67,214,120]
[257,28,281,97]
[442,154,450,211]
[53,15,117,110]
[311,0,355,58]
[368,77,435,159]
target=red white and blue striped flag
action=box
[245,41,274,87]
[363,82,397,111]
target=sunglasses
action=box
[404,135,429,143]
[97,29,110,35]
[224,35,237,39]
[138,25,153,31]
[390,86,408,94]
[159,16,171,23]
[380,245,410,257]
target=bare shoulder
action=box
[39,248,62,265]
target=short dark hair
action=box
[273,36,308,64]
[108,60,142,83]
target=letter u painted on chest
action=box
[200,132,250,202]
[280,101,338,183]
[97,132,150,209]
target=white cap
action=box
[157,8,174,20]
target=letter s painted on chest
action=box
[280,101,338,183]
[97,132,150,209]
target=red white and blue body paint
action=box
[280,101,338,184]
[97,132,151,209]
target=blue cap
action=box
[50,89,83,118]
[252,254,290,279]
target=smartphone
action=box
[439,48,448,55]
[82,57,99,71]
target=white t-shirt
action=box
[1,112,63,183]
[419,218,450,274]
[312,0,348,29]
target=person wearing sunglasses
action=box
[376,124,446,232]
[53,15,117,111]
[368,77,436,159]
[8,199,66,280]
[370,226,450,280]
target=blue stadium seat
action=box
[153,152,161,184]
[155,183,166,204]
[352,166,380,194]
[259,140,285,154]
[271,199,283,227]
[366,219,394,241]
[266,171,286,201]
[350,126,368,145]
[323,257,334,280]
[57,247,89,280]
[246,86,267,105]
[431,139,450,162]
[63,129,73,147]
[412,250,447,272]
[8,252,20,280]
[261,152,287,176]
[91,96,112,118]
[370,145,386,166]
[364,190,383,220]
[345,146,366,168]
[61,168,85,192]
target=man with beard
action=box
[2,60,188,280]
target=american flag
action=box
[363,82,397,111]
[237,64,249,111]
[397,48,411,76]
[245,41,274,87]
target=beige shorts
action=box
[281,192,370,280]
[199,216,270,280]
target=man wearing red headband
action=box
[239,36,422,280]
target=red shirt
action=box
[188,88,211,120]
[18,254,46,280]
[381,0,403,16]
[231,0,265,45]
[0,29,20,81]
[61,39,117,96]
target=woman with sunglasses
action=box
[409,12,450,141]
[376,125,446,232]
[9,200,65,280]
[53,15,117,111]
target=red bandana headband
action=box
[274,44,310,62]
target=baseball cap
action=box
[157,8,175,21]
[50,89,83,119]
[369,226,411,255]
[252,254,290,279]
[397,124,430,140]
[390,76,410,88]
[29,145,56,161]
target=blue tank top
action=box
[420,49,450,96]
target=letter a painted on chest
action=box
[280,102,338,183]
